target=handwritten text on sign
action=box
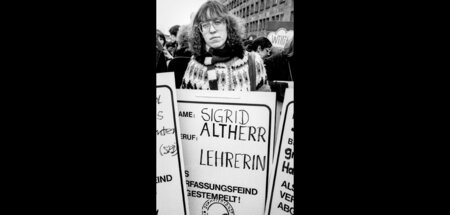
[266,88,294,215]
[156,72,189,215]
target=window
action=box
[280,0,285,3]
[266,0,271,8]
[251,4,254,15]
[243,8,246,17]
[273,0,277,6]
[280,14,284,21]
[246,6,249,17]
[260,0,264,11]
[290,11,294,21]
[255,2,259,13]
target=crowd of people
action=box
[156,0,294,100]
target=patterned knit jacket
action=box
[180,51,268,91]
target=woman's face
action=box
[257,46,271,59]
[200,17,227,50]
[158,37,165,47]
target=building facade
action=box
[219,0,294,38]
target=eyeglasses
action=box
[198,18,226,33]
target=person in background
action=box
[168,25,193,88]
[156,29,166,47]
[180,0,270,91]
[168,25,180,47]
[264,38,294,101]
[247,36,273,60]
[174,25,192,57]
[156,29,173,62]
[156,38,168,73]
[243,39,253,51]
[165,41,177,57]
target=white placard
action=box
[177,90,276,215]
[267,28,294,49]
[273,81,294,153]
[265,88,294,215]
[156,72,190,215]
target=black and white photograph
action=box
[156,0,294,214]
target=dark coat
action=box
[264,52,295,102]
[173,47,192,58]
[167,57,191,88]
[156,43,168,73]
[264,52,294,82]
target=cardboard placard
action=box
[267,27,294,50]
[273,81,294,149]
[177,90,276,215]
[265,88,294,215]
[156,72,190,215]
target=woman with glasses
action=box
[180,0,270,91]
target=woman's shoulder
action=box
[264,51,286,64]
[226,51,249,68]
[186,56,207,71]
[186,57,206,68]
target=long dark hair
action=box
[156,29,166,47]
[247,37,272,52]
[189,0,245,58]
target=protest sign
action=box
[156,72,190,215]
[274,81,294,146]
[177,90,276,215]
[265,88,294,215]
[266,22,294,52]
